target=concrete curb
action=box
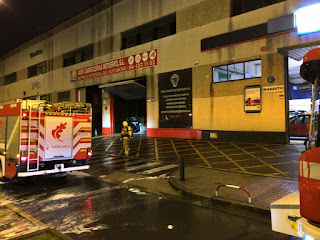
[105,169,271,222]
[104,170,181,198]
[168,174,271,222]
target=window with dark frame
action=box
[57,91,70,102]
[63,44,93,67]
[121,13,176,50]
[231,0,286,16]
[40,94,51,102]
[4,72,17,85]
[213,60,261,83]
[27,61,47,78]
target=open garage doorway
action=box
[280,45,319,145]
[100,78,146,134]
[288,57,312,144]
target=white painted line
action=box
[125,162,161,172]
[136,164,178,175]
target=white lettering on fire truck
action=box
[51,145,71,149]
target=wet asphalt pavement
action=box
[0,134,300,240]
[93,135,304,180]
[0,173,295,240]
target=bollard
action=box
[180,157,185,181]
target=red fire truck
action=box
[298,48,320,239]
[271,48,320,239]
[0,100,92,180]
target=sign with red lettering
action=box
[71,49,158,82]
[45,117,73,159]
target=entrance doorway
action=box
[280,45,320,144]
[288,57,312,144]
[113,95,146,133]
[100,78,147,134]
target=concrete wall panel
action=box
[147,74,159,129]
[177,0,230,32]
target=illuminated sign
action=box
[72,49,157,81]
[295,3,320,35]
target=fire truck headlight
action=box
[21,156,27,161]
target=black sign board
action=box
[158,68,192,128]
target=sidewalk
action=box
[168,166,299,221]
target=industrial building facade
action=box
[0,0,319,143]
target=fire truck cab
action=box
[0,99,92,180]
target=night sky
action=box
[0,0,103,57]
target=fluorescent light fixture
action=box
[295,3,320,35]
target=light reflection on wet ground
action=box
[0,173,295,240]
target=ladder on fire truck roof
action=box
[26,103,42,172]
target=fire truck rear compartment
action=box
[0,100,92,179]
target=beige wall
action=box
[0,0,319,136]
[177,0,230,32]
[147,74,159,129]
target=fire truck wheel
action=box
[48,173,67,178]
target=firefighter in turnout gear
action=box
[120,121,133,157]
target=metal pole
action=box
[309,76,319,149]
[180,157,185,181]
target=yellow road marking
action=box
[91,134,105,139]
[92,135,107,150]
[136,138,143,158]
[155,139,159,161]
[0,212,14,222]
[0,211,10,214]
[207,141,247,172]
[6,204,48,229]
[210,161,238,165]
[170,140,180,161]
[188,140,212,168]
[231,143,289,177]
[105,138,117,154]
[258,145,286,157]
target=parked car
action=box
[289,114,310,137]
[289,110,307,118]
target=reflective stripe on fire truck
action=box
[73,121,91,156]
[299,160,320,180]
[74,119,90,122]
